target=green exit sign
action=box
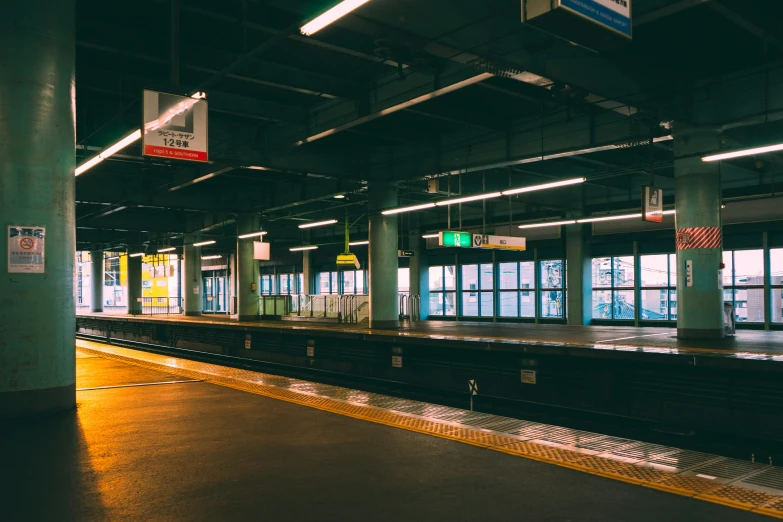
[439,231,472,247]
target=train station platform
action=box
[2,340,780,521]
[75,313,783,449]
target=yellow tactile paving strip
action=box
[76,339,783,519]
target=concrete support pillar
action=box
[368,181,399,329]
[237,215,260,321]
[90,251,104,313]
[566,224,592,325]
[408,230,422,320]
[0,0,76,416]
[674,125,724,339]
[127,251,143,315]
[302,250,313,295]
[183,234,202,316]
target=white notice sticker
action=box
[521,369,537,384]
[392,355,403,368]
[686,260,693,287]
[8,226,45,274]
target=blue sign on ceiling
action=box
[559,0,632,37]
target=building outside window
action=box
[540,260,565,318]
[278,273,296,295]
[461,264,493,317]
[342,270,366,294]
[316,271,339,294]
[498,261,536,318]
[104,252,126,308]
[591,256,634,320]
[639,254,677,320]
[260,275,275,295]
[770,249,783,323]
[723,250,764,323]
[75,251,92,309]
[428,265,456,316]
[398,267,410,296]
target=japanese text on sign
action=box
[8,226,45,274]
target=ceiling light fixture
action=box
[158,247,176,253]
[334,194,346,199]
[503,177,586,196]
[422,233,439,239]
[300,0,371,36]
[290,246,319,252]
[576,210,675,224]
[298,219,338,229]
[238,231,268,239]
[193,240,216,247]
[129,253,145,258]
[703,142,783,162]
[435,192,502,206]
[349,240,369,246]
[518,220,576,229]
[382,202,436,215]
[75,129,142,176]
[201,255,222,260]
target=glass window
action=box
[499,262,518,290]
[343,271,355,294]
[298,274,304,294]
[398,268,410,294]
[724,250,764,323]
[541,260,563,289]
[593,256,637,320]
[430,265,457,316]
[540,260,565,319]
[498,261,535,318]
[641,254,668,287]
[460,264,493,317]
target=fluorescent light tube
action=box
[503,178,585,196]
[158,247,176,253]
[518,220,576,229]
[290,246,319,251]
[299,219,338,229]
[75,129,142,177]
[703,143,783,162]
[238,231,268,239]
[300,0,371,36]
[435,192,502,206]
[129,253,145,258]
[193,240,216,247]
[75,155,105,176]
[422,234,439,239]
[201,255,222,260]
[349,240,369,246]
[382,203,436,215]
[577,213,642,223]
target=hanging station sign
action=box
[439,231,473,248]
[7,226,45,274]
[558,0,631,37]
[521,0,631,49]
[642,186,663,223]
[472,234,527,251]
[142,90,208,162]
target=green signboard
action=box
[439,231,472,248]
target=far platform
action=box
[76,312,783,366]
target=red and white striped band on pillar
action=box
[675,227,722,250]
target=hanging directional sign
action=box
[642,186,663,223]
[142,90,208,162]
[473,234,527,251]
[439,231,472,248]
[469,379,478,396]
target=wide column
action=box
[566,223,592,325]
[408,230,422,320]
[674,125,724,339]
[0,0,76,416]
[127,250,143,315]
[237,215,260,321]
[90,250,104,312]
[368,181,399,329]
[183,234,202,316]
[302,249,313,295]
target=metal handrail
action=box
[138,297,182,315]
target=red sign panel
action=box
[144,145,207,162]
[676,227,722,250]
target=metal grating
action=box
[76,340,783,519]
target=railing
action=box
[136,297,183,315]
[260,295,292,317]
[399,294,420,322]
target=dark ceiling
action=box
[74,0,783,254]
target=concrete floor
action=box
[0,355,772,522]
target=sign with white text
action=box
[559,0,631,37]
[642,186,663,223]
[143,89,208,162]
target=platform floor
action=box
[3,342,781,521]
[78,312,783,359]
